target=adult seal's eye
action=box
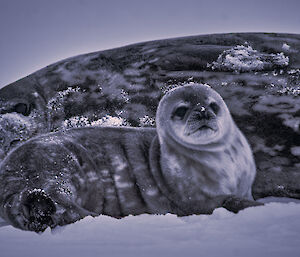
[209,102,220,115]
[14,103,31,116]
[172,106,188,120]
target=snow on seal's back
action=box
[208,45,289,72]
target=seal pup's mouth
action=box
[184,113,218,135]
[183,106,219,136]
[185,124,216,136]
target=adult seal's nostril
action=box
[21,189,56,232]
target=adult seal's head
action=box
[0,80,48,157]
[156,84,234,151]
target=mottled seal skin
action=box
[0,78,50,157]
[0,84,260,232]
[1,33,300,202]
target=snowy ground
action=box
[1,197,300,257]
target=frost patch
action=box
[91,115,127,127]
[282,43,291,51]
[120,89,130,103]
[139,115,156,127]
[208,45,289,72]
[46,86,85,131]
[47,87,82,111]
[28,188,46,194]
[0,113,37,153]
[288,69,300,75]
[62,115,128,129]
[277,85,300,96]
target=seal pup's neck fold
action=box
[149,136,189,215]
[149,136,222,215]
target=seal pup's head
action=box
[156,84,234,151]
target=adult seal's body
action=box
[0,84,261,232]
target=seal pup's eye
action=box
[209,102,220,115]
[172,106,189,120]
[13,103,31,116]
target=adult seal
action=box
[0,84,262,232]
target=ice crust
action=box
[0,199,300,257]
[209,45,289,72]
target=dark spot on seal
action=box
[22,190,56,232]
[225,149,234,162]
[209,102,220,115]
[231,145,238,155]
[236,137,243,146]
[172,106,189,120]
[9,139,20,148]
[13,103,31,116]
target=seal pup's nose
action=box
[195,106,215,120]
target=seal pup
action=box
[0,84,261,232]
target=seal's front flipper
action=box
[21,189,56,232]
[222,196,264,213]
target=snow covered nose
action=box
[21,190,56,232]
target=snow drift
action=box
[0,198,300,257]
[208,45,289,72]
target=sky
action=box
[0,0,300,87]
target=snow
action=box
[1,198,300,257]
[288,69,300,75]
[277,86,300,96]
[139,115,156,126]
[62,115,128,129]
[208,45,289,72]
[282,43,291,51]
[0,113,37,155]
[47,86,82,112]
